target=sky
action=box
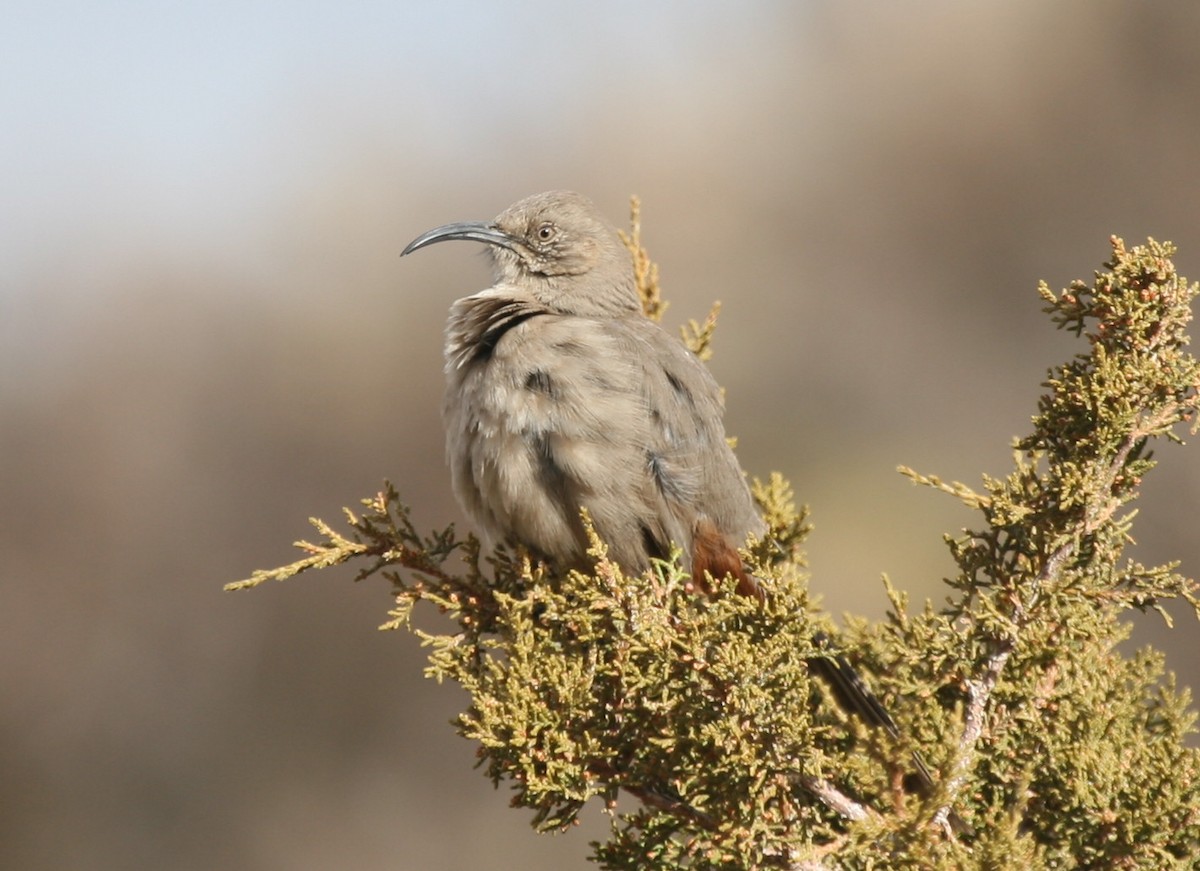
[1,1,784,281]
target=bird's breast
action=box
[441,299,658,564]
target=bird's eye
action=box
[535,222,556,243]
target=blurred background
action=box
[3,2,1199,868]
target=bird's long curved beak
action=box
[401,221,516,257]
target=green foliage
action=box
[228,236,1200,869]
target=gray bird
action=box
[402,190,765,596]
[402,191,970,833]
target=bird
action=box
[401,190,765,598]
[402,191,968,833]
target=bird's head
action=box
[402,190,640,317]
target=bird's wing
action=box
[621,317,765,569]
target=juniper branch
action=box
[908,237,1200,846]
[228,234,1200,870]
